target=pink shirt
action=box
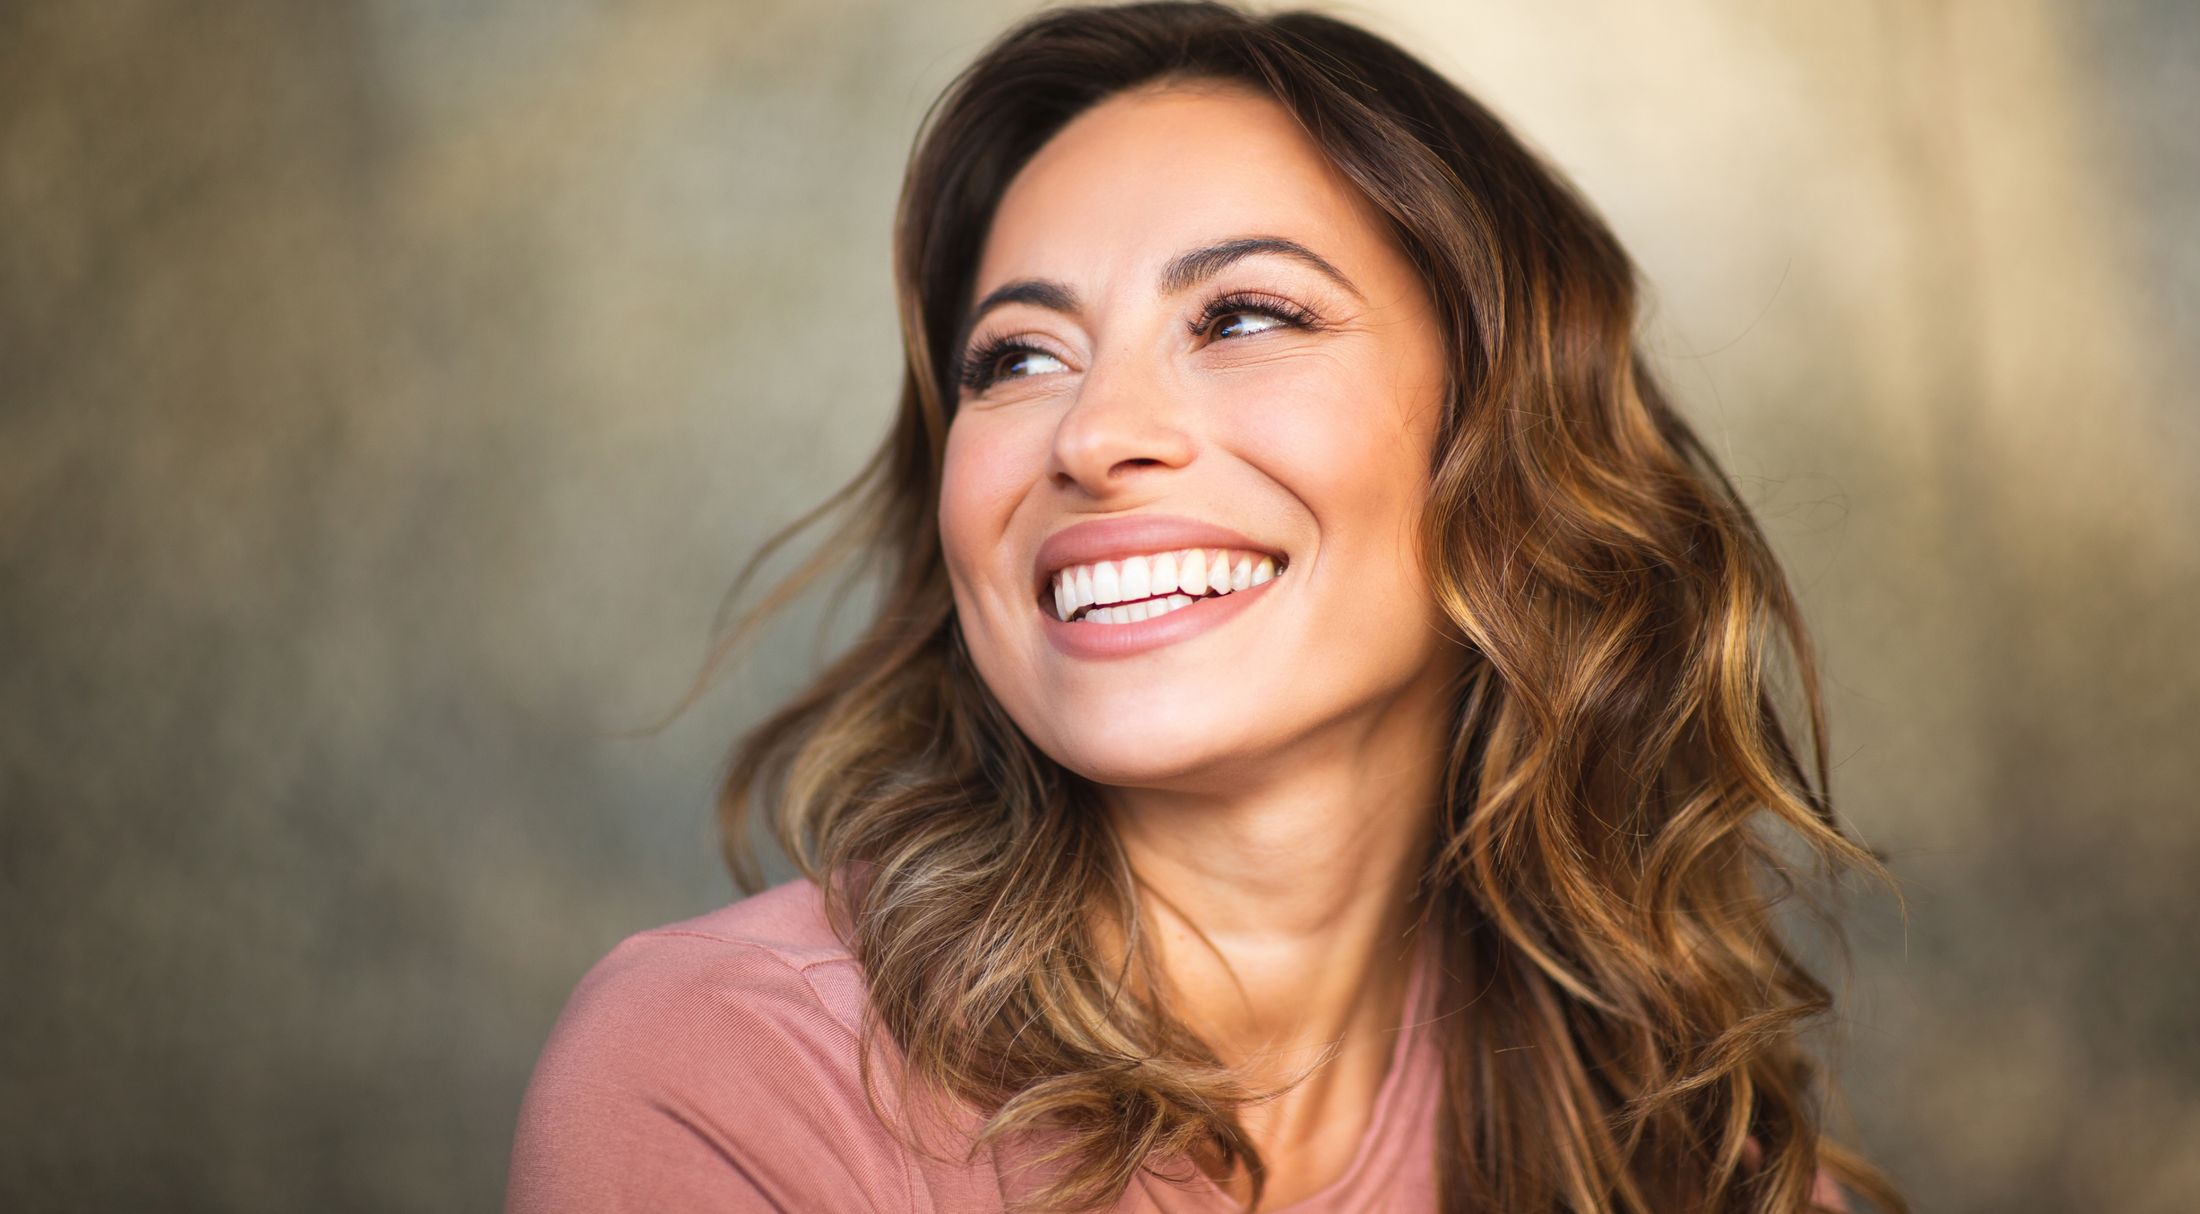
[507,876,1442,1212]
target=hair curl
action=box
[705,4,1904,1211]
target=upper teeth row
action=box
[1049,548,1279,622]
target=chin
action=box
[1020,695,1282,792]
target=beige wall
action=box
[3,2,2194,1210]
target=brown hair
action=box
[708,3,1904,1210]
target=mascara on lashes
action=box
[956,291,1324,394]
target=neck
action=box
[1094,677,1450,1119]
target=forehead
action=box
[973,81,1397,297]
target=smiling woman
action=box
[507,4,1903,1212]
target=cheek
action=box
[938,414,1042,593]
[938,413,1068,752]
[1217,356,1438,563]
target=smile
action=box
[1047,548,1282,624]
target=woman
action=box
[508,3,1903,1211]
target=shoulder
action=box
[564,876,869,1036]
[507,877,916,1212]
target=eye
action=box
[1210,309,1287,339]
[1191,292,1320,344]
[959,338,1068,394]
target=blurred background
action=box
[3,1,2194,1210]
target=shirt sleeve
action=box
[505,929,916,1213]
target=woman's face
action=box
[939,81,1458,792]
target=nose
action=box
[1046,348,1196,497]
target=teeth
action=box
[1044,545,1286,623]
[1178,548,1207,595]
[1150,550,1178,596]
[1119,554,1151,601]
[1093,560,1120,605]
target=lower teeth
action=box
[1077,592,1206,625]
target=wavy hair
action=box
[706,4,1904,1211]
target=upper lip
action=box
[1031,513,1287,599]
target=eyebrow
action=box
[1158,236,1359,298]
[956,235,1362,353]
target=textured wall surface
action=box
[3,2,2195,1211]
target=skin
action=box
[938,81,1465,1205]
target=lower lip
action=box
[1039,579,1280,659]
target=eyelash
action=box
[956,291,1321,394]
